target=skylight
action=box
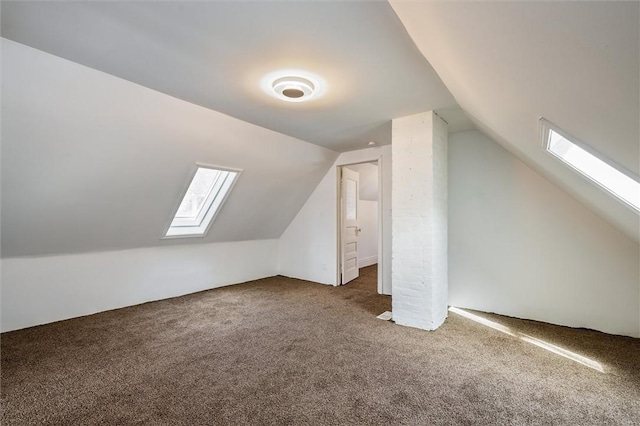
[540,119,640,213]
[165,165,240,238]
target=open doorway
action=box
[337,160,381,294]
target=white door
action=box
[341,167,360,285]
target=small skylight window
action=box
[164,165,240,238]
[540,119,639,213]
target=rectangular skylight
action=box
[541,119,640,213]
[165,165,240,238]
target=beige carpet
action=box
[2,265,639,425]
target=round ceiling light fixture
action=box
[272,76,315,101]
[261,70,325,103]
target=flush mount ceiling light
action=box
[261,70,325,103]
[272,76,314,101]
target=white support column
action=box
[391,111,448,330]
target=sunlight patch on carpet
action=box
[448,307,604,373]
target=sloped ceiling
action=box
[1,39,337,257]
[390,1,639,241]
[4,1,637,258]
[1,1,464,257]
[1,0,457,152]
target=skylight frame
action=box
[163,164,241,239]
[540,118,640,214]
[170,169,227,228]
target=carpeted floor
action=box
[2,265,639,425]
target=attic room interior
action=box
[1,1,638,424]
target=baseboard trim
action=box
[358,255,378,268]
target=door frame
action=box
[336,156,384,294]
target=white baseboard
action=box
[358,255,378,268]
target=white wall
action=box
[1,40,336,334]
[449,131,640,337]
[347,162,379,201]
[357,200,378,268]
[1,240,278,332]
[278,146,391,294]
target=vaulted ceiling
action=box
[1,1,460,152]
[1,1,638,257]
[390,1,639,241]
